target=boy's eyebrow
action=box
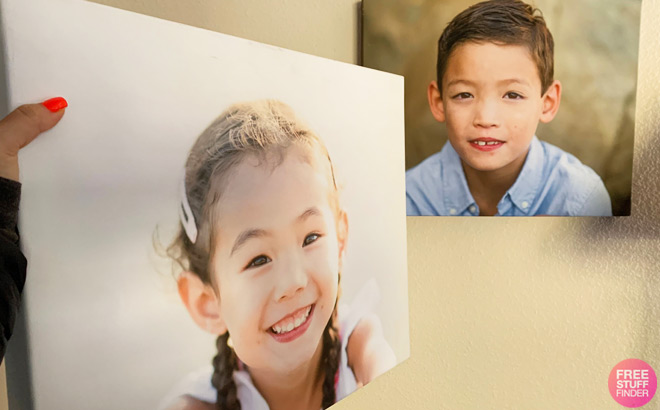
[445,78,532,88]
[229,207,322,256]
[446,79,475,88]
[497,78,532,87]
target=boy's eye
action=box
[246,255,271,269]
[452,92,473,100]
[504,92,524,100]
[303,233,321,247]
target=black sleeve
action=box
[0,176,25,363]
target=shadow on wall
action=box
[362,0,640,216]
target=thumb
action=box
[0,97,67,181]
[0,98,67,156]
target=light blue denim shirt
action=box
[406,136,612,216]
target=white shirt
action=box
[159,279,379,410]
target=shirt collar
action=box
[504,136,544,214]
[440,142,477,215]
[440,137,544,216]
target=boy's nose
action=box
[274,255,308,301]
[473,98,500,128]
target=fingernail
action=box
[42,97,68,112]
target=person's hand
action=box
[0,97,67,181]
[347,313,397,386]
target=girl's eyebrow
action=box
[297,206,321,222]
[230,207,322,256]
[231,228,269,256]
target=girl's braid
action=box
[321,304,341,409]
[212,333,241,410]
[211,304,341,409]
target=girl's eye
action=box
[452,92,473,100]
[246,255,271,269]
[303,233,321,247]
[504,92,524,100]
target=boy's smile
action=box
[429,41,560,177]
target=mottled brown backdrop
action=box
[362,0,640,215]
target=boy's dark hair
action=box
[436,0,554,95]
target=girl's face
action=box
[211,147,344,374]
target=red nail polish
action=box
[42,97,68,112]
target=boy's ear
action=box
[337,210,349,268]
[427,81,446,123]
[177,271,227,335]
[539,80,562,123]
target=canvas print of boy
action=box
[405,0,613,216]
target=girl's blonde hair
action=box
[168,100,341,409]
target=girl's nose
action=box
[274,255,308,301]
[473,98,500,128]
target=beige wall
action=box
[0,363,5,410]
[3,0,660,409]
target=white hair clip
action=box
[179,179,198,244]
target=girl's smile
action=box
[269,304,315,343]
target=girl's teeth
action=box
[271,306,312,334]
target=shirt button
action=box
[469,205,476,214]
[449,208,457,215]
[522,201,529,209]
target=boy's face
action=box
[429,42,560,175]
